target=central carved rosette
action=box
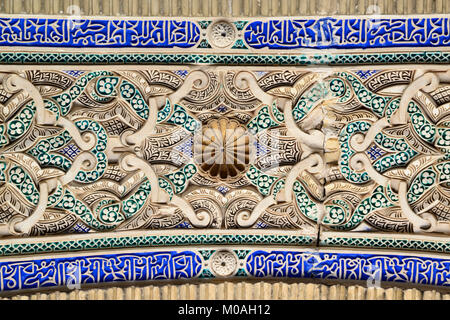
[194,118,253,182]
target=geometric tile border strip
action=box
[0,247,449,293]
[1,52,450,65]
[0,231,315,257]
[0,231,449,258]
[320,232,450,253]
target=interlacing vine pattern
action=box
[0,68,449,238]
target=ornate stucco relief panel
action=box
[1,67,449,236]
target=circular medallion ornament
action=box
[210,250,238,277]
[194,118,252,183]
[209,21,236,48]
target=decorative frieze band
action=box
[0,247,449,293]
[0,16,449,51]
[0,11,449,295]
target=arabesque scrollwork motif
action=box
[0,67,449,236]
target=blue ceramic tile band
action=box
[0,17,449,50]
[0,250,448,292]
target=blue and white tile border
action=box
[0,15,449,52]
[0,246,448,293]
[0,230,448,293]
